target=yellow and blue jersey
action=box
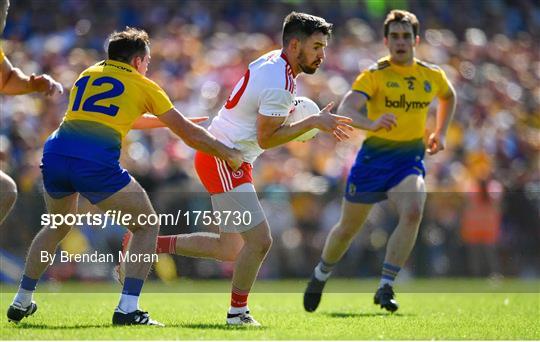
[0,46,5,63]
[44,60,173,165]
[351,56,451,167]
[345,57,452,204]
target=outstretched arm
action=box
[337,90,396,132]
[0,57,63,96]
[256,102,353,150]
[132,114,209,130]
[158,108,242,170]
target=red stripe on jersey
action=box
[285,66,289,92]
[224,69,250,110]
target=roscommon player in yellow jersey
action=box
[0,0,63,227]
[7,27,242,326]
[304,10,456,313]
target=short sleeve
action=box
[143,78,174,116]
[351,70,376,100]
[258,88,294,117]
[0,46,5,64]
[435,68,451,98]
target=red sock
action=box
[156,235,177,254]
[230,286,250,308]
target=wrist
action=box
[307,114,320,130]
[365,120,376,131]
[434,128,446,136]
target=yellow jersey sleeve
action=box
[351,69,377,99]
[0,47,4,64]
[434,67,451,98]
[142,78,174,116]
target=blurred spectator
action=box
[460,178,503,277]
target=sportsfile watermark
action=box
[41,210,252,229]
[2,190,538,294]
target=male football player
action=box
[124,12,355,326]
[7,27,242,326]
[304,9,456,313]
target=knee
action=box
[402,205,424,226]
[46,224,72,241]
[247,234,273,257]
[130,211,159,235]
[1,176,17,207]
[261,234,273,254]
[130,223,159,243]
[333,222,359,242]
[219,239,244,262]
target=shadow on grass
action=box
[8,322,267,331]
[324,312,415,318]
[11,323,110,330]
[173,322,267,330]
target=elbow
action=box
[183,126,207,150]
[182,133,198,149]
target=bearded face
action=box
[297,31,327,75]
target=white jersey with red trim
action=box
[209,50,297,164]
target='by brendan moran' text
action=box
[40,251,159,265]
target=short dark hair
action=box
[384,10,419,37]
[107,27,150,63]
[282,12,333,46]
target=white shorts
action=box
[210,183,266,233]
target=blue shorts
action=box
[345,161,425,204]
[41,154,131,204]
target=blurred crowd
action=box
[1,0,538,281]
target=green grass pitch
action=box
[1,279,538,340]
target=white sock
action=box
[118,294,139,313]
[13,288,33,308]
[314,264,332,281]
[228,306,249,315]
[379,278,394,288]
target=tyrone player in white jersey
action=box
[120,12,353,326]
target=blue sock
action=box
[380,262,400,288]
[118,277,144,313]
[13,275,38,307]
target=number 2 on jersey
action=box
[71,76,125,116]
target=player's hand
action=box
[369,113,397,132]
[224,148,244,171]
[188,116,209,125]
[426,131,446,155]
[30,73,63,96]
[314,102,354,142]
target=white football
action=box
[285,96,320,142]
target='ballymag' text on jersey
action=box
[44,60,174,165]
[352,56,451,167]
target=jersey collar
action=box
[280,51,297,78]
[387,56,417,70]
[101,59,138,73]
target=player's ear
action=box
[289,37,300,53]
[131,56,142,70]
[415,35,420,46]
[383,36,388,47]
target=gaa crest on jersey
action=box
[424,81,432,93]
[232,169,244,179]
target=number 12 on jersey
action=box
[71,76,125,116]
